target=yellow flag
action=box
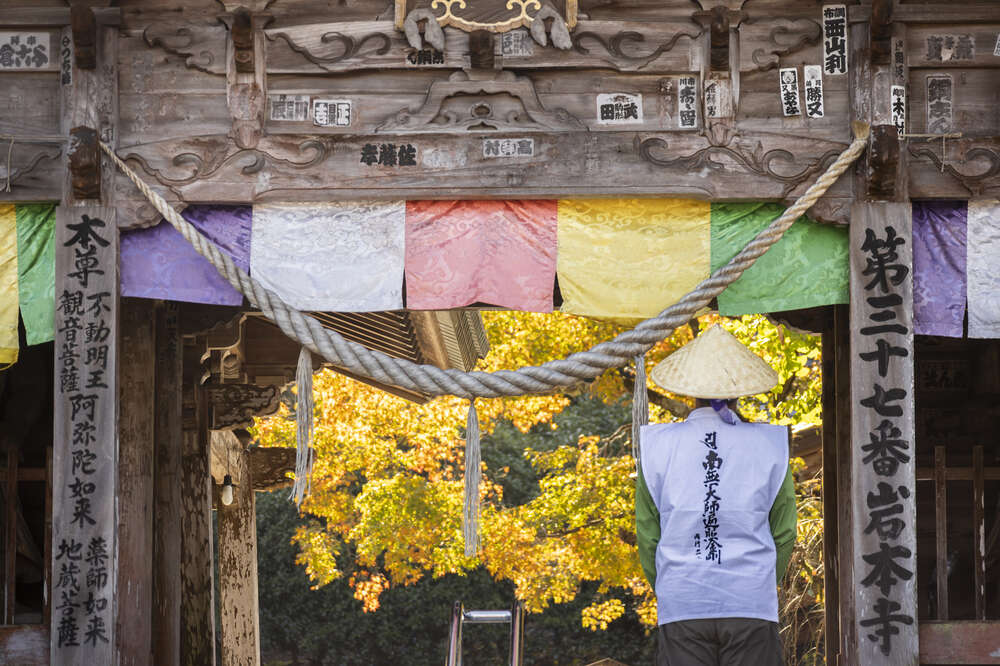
[556,199,711,322]
[0,204,18,365]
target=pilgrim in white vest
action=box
[635,324,798,666]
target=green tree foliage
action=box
[254,311,824,639]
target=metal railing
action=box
[446,600,524,666]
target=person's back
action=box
[641,409,788,624]
[635,325,796,666]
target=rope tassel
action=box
[291,346,315,507]
[631,353,648,474]
[463,400,481,558]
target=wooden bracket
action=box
[70,4,97,70]
[68,126,101,200]
[204,384,281,430]
[867,124,900,200]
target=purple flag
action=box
[912,201,967,337]
[120,205,251,305]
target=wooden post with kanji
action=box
[849,202,918,666]
[51,205,117,664]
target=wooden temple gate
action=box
[1,0,999,664]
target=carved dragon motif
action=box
[266,30,392,69]
[123,139,329,193]
[142,23,224,74]
[1,147,62,189]
[908,143,1000,196]
[745,18,822,73]
[572,29,702,68]
[637,125,842,197]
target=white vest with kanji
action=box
[640,407,789,625]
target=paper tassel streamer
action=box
[291,346,315,507]
[463,400,481,557]
[631,353,648,473]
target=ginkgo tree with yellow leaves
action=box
[252,311,823,637]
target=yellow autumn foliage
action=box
[253,310,823,629]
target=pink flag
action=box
[405,200,557,311]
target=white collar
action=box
[686,406,722,421]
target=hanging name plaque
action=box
[822,5,848,75]
[52,206,118,664]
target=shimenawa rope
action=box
[99,120,868,400]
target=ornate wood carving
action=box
[68,125,101,200]
[571,29,701,68]
[70,4,96,70]
[744,18,821,73]
[0,145,62,193]
[266,30,392,69]
[636,124,842,197]
[142,23,226,74]
[396,0,577,33]
[375,70,585,133]
[205,384,281,430]
[123,137,328,196]
[908,141,1000,197]
[114,131,850,222]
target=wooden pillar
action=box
[833,303,857,666]
[822,306,845,666]
[153,303,183,666]
[180,339,216,666]
[217,432,260,666]
[848,203,918,665]
[117,298,156,665]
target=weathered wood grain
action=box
[0,625,48,665]
[180,374,215,666]
[153,303,183,666]
[216,433,260,666]
[52,205,118,665]
[919,622,1000,664]
[117,298,156,666]
[114,129,853,224]
[849,203,918,666]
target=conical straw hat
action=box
[649,324,779,399]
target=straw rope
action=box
[100,121,869,399]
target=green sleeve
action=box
[635,465,661,588]
[769,464,797,586]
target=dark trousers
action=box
[656,618,784,666]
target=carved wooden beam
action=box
[205,384,281,430]
[68,126,101,200]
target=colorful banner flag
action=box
[911,201,967,337]
[250,201,405,311]
[120,205,251,306]
[0,204,18,365]
[711,202,849,316]
[16,203,56,345]
[967,199,1000,338]
[557,199,711,321]
[405,200,556,312]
